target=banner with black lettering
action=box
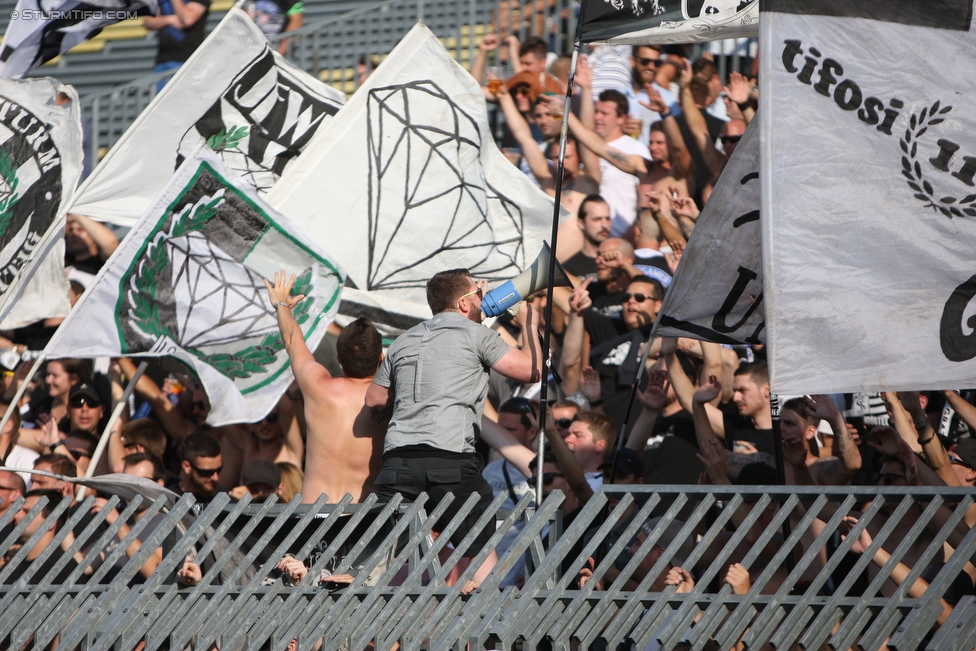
[579,0,757,44]
[70,8,345,227]
[761,0,976,393]
[0,78,82,327]
[653,117,762,344]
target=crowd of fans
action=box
[0,17,974,651]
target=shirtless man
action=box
[266,271,384,503]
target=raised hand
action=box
[568,277,593,314]
[636,369,670,411]
[579,366,602,404]
[479,33,499,52]
[670,196,699,221]
[695,438,729,485]
[641,83,668,114]
[803,394,841,422]
[264,270,305,310]
[723,71,754,105]
[693,374,721,404]
[574,55,592,90]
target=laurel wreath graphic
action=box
[901,100,976,218]
[128,195,314,380]
[0,149,21,240]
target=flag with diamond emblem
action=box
[45,147,344,425]
[267,23,560,331]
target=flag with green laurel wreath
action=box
[45,147,344,426]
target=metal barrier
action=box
[1,484,974,649]
[78,0,577,163]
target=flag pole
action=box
[77,361,148,500]
[535,0,589,506]
[0,354,46,439]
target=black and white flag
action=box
[0,77,83,326]
[579,0,757,44]
[0,0,157,78]
[654,117,762,344]
[70,8,345,226]
[761,0,976,393]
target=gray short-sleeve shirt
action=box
[374,312,511,454]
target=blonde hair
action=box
[276,462,304,503]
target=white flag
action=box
[0,78,82,326]
[654,117,762,344]
[579,0,757,45]
[267,23,561,330]
[761,1,976,393]
[0,0,157,78]
[46,148,345,426]
[70,8,345,227]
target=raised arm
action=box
[67,213,119,259]
[723,72,756,125]
[556,279,592,396]
[565,110,646,175]
[264,270,332,394]
[469,32,498,84]
[624,366,668,451]
[573,56,603,184]
[678,65,726,177]
[662,337,724,437]
[495,85,553,185]
[480,416,535,477]
[118,357,195,442]
[641,83,694,180]
[491,302,543,384]
[805,394,861,485]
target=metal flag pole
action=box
[535,0,589,506]
[77,361,148,500]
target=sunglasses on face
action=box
[721,135,742,144]
[528,472,565,485]
[949,455,974,470]
[69,395,101,409]
[554,418,574,429]
[263,411,280,424]
[636,57,660,67]
[67,448,92,461]
[622,292,658,304]
[514,86,532,97]
[189,462,222,478]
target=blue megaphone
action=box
[481,242,573,318]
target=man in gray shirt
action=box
[366,268,543,592]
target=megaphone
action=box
[481,242,573,318]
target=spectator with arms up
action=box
[266,271,386,503]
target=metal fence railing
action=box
[2,482,974,650]
[78,0,579,163]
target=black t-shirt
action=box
[156,0,212,64]
[643,411,703,485]
[562,251,597,279]
[64,252,103,276]
[586,310,651,431]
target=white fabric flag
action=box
[654,117,762,344]
[0,77,82,326]
[70,7,345,227]
[46,148,345,426]
[267,23,561,330]
[0,0,157,78]
[579,0,757,45]
[761,0,976,393]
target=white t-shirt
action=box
[600,135,651,237]
[4,444,39,486]
[628,83,681,148]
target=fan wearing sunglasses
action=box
[560,276,664,430]
[63,383,105,436]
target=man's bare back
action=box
[302,375,384,503]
